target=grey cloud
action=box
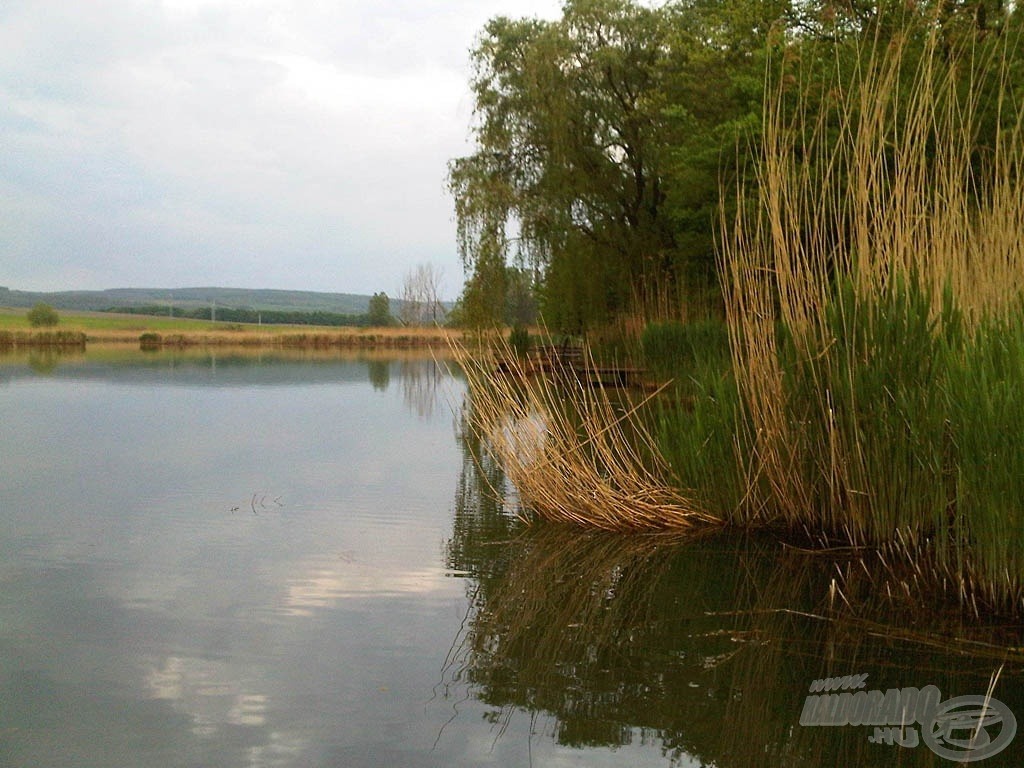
[0,0,563,296]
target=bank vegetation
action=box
[452,2,1024,615]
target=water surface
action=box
[1,349,1021,767]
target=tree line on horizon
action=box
[103,304,382,327]
[449,0,1022,332]
[100,290,450,328]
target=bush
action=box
[139,332,162,350]
[26,303,59,327]
[509,324,531,357]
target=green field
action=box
[0,306,326,334]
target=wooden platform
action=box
[496,344,645,388]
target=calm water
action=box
[1,349,1021,767]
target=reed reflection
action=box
[446,408,1024,766]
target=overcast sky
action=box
[0,0,563,299]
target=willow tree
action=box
[449,0,679,331]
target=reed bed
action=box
[450,21,1024,612]
[0,330,87,349]
[453,334,718,530]
[722,22,1024,612]
[110,327,461,349]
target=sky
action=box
[0,0,564,300]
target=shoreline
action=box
[0,310,463,350]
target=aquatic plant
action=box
[722,19,1024,611]
[452,16,1024,613]
[453,334,716,531]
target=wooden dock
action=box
[497,344,645,388]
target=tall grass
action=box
[453,19,1024,612]
[0,329,87,348]
[640,320,750,515]
[722,20,1024,611]
[453,334,717,530]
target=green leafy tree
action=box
[451,0,1020,331]
[367,292,391,327]
[450,0,680,331]
[459,249,508,328]
[26,303,59,327]
[450,0,799,330]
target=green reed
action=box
[943,310,1024,611]
[719,19,1024,611]
[641,320,749,516]
[730,263,1024,613]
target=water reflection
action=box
[3,348,1020,766]
[0,347,455,421]
[0,350,472,768]
[367,359,390,391]
[26,348,62,375]
[399,358,447,420]
[145,656,270,732]
[281,554,446,616]
[447,395,1024,767]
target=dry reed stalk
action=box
[77,327,463,349]
[452,334,719,530]
[722,23,1024,537]
[0,330,88,348]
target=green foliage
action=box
[944,311,1024,607]
[104,304,378,327]
[450,0,687,331]
[773,277,952,537]
[451,0,1023,332]
[26,303,59,327]
[652,364,747,517]
[367,292,392,327]
[139,332,162,350]
[640,320,730,383]
[459,250,508,328]
[504,267,538,327]
[764,278,1024,609]
[640,319,745,514]
[508,324,530,358]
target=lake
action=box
[1,348,1021,767]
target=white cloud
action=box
[0,0,564,297]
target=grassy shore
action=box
[0,307,462,349]
[458,25,1024,616]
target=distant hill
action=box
[0,286,381,315]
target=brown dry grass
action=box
[452,333,719,530]
[83,325,464,348]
